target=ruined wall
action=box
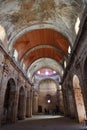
[62,10,87,123]
[37,79,59,114]
[0,43,32,125]
[0,0,84,46]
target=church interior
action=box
[0,0,87,129]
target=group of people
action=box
[44,105,59,115]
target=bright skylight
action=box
[36,68,57,76]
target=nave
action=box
[0,0,87,128]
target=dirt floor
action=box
[0,115,85,130]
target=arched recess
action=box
[27,58,63,80]
[38,79,58,114]
[17,87,26,120]
[73,75,86,123]
[3,78,16,123]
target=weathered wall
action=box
[0,44,32,125]
[37,79,60,114]
[0,0,84,47]
[62,10,87,123]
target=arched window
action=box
[13,49,18,61]
[3,78,16,123]
[0,25,6,43]
[75,17,80,34]
[68,46,71,54]
[23,63,25,70]
[64,60,66,68]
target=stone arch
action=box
[9,24,72,53]
[38,78,59,114]
[38,78,58,90]
[73,74,86,123]
[38,78,58,96]
[27,58,63,80]
[3,78,16,123]
[17,86,26,120]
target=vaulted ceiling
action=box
[13,29,69,71]
[0,0,86,83]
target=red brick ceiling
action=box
[13,29,70,70]
[24,47,63,70]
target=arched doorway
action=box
[3,78,16,123]
[17,87,26,120]
[73,75,86,123]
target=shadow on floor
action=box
[0,115,84,130]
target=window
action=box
[0,25,6,43]
[75,17,80,34]
[13,49,18,61]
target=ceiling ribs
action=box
[23,47,63,70]
[20,45,67,63]
[13,28,70,72]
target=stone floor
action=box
[0,115,86,130]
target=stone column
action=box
[22,95,26,119]
[58,90,64,113]
[62,87,69,116]
[26,96,30,117]
[67,89,75,118]
[0,71,8,125]
[18,94,26,120]
[10,92,18,123]
[29,89,33,117]
[0,52,6,125]
[14,92,19,121]
[33,92,38,114]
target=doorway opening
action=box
[73,75,86,123]
[3,78,16,124]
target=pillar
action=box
[29,89,33,117]
[26,91,30,117]
[33,92,38,114]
